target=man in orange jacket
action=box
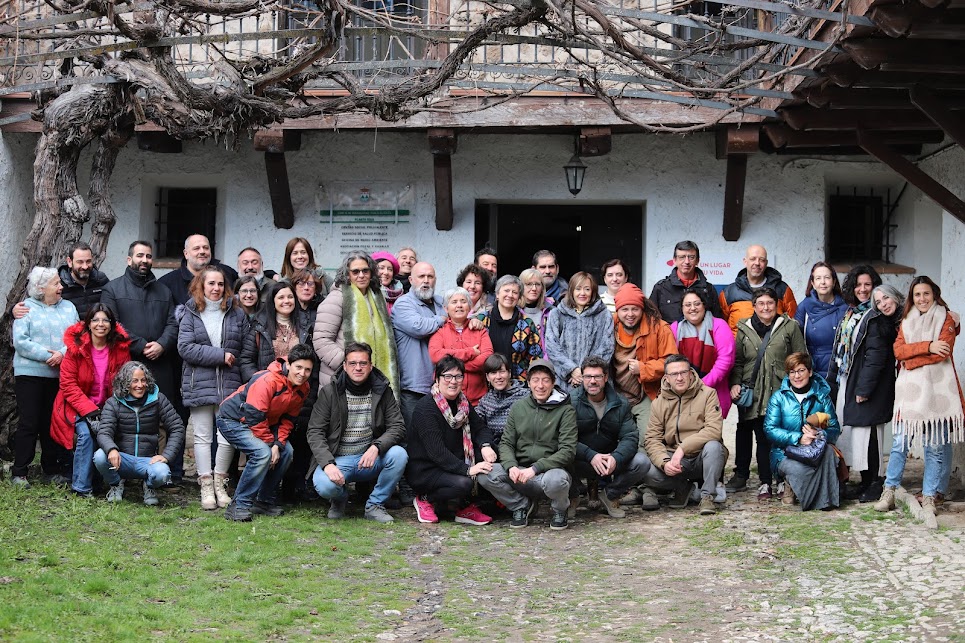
[719,245,797,335]
[217,344,314,521]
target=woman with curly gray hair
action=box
[10,266,79,488]
[92,361,185,506]
[313,250,399,395]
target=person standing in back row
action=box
[719,245,797,336]
[650,240,722,323]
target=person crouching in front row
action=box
[92,361,185,506]
[216,344,314,522]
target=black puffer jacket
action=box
[240,309,313,381]
[96,386,185,460]
[828,308,900,427]
[58,264,109,320]
[177,300,250,407]
[649,266,723,323]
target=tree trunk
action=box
[88,109,135,265]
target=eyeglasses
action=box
[675,254,698,261]
[583,374,605,380]
[90,318,111,325]
[346,361,370,369]
[788,368,810,377]
[350,268,371,276]
[238,289,258,296]
[666,371,690,379]
[441,374,465,382]
[682,302,703,309]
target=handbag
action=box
[784,430,827,467]
[735,326,774,409]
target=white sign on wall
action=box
[318,182,412,256]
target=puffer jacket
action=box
[764,373,839,473]
[498,386,577,473]
[570,382,639,468]
[219,358,310,447]
[544,299,615,384]
[177,300,249,407]
[58,264,109,320]
[240,308,312,382]
[305,367,405,474]
[96,385,185,460]
[100,266,178,359]
[312,286,346,389]
[649,266,723,324]
[719,267,798,335]
[827,307,899,427]
[645,368,724,470]
[51,321,131,449]
[729,314,807,421]
[795,292,848,378]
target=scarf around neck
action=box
[431,383,474,465]
[344,284,399,397]
[833,299,872,380]
[675,313,717,378]
[893,304,965,448]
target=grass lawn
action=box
[0,485,422,641]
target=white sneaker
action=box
[143,482,159,506]
[714,482,727,503]
[106,481,124,502]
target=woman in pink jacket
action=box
[429,287,494,406]
[671,290,736,417]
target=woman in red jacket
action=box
[429,288,494,405]
[51,304,131,497]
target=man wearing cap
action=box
[641,354,727,515]
[478,358,577,530]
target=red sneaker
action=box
[413,496,439,523]
[454,503,492,526]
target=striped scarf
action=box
[832,299,872,382]
[675,313,717,378]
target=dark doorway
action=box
[475,203,644,285]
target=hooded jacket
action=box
[50,321,132,449]
[764,373,839,473]
[177,300,249,408]
[498,386,577,473]
[218,358,310,448]
[57,264,109,320]
[96,385,185,460]
[544,299,615,383]
[570,381,639,468]
[615,313,678,402]
[719,267,797,335]
[305,367,406,474]
[794,291,848,378]
[729,314,807,421]
[645,368,724,470]
[649,266,723,324]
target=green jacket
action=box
[498,387,577,474]
[729,314,807,420]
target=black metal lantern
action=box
[563,154,587,195]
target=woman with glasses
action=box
[429,287,494,405]
[671,289,736,418]
[480,275,542,381]
[407,355,496,525]
[50,304,131,497]
[233,276,260,317]
[519,268,552,351]
[764,352,841,511]
[313,250,399,395]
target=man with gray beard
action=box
[391,262,446,429]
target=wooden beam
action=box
[799,86,965,110]
[911,84,965,149]
[858,131,965,225]
[781,108,940,130]
[578,127,612,157]
[264,152,295,229]
[774,144,923,155]
[871,5,965,39]
[136,131,182,153]
[428,129,456,231]
[715,124,760,160]
[722,155,747,242]
[764,124,942,148]
[843,39,965,71]
[821,61,965,89]
[253,129,302,153]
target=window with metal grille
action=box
[155,188,217,259]
[827,194,885,263]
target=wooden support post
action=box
[136,131,182,153]
[578,127,612,157]
[428,129,457,231]
[858,131,965,225]
[910,85,965,148]
[722,154,747,241]
[253,128,302,153]
[715,125,760,160]
[264,152,295,229]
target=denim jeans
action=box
[92,448,172,488]
[884,427,952,497]
[216,417,292,509]
[311,445,408,508]
[71,419,97,494]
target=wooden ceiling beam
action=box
[578,127,612,157]
[773,145,923,155]
[781,108,942,130]
[763,124,942,148]
[136,131,182,153]
[843,39,965,71]
[715,124,760,159]
[870,5,965,39]
[253,128,302,153]
[859,130,965,225]
[798,86,965,109]
[821,62,965,89]
[910,84,965,149]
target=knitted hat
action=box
[614,282,645,311]
[527,358,557,382]
[371,251,400,275]
[806,412,830,429]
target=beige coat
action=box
[312,286,345,390]
[645,368,723,471]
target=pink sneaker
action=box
[454,503,492,526]
[413,496,439,523]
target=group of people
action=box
[9,235,963,527]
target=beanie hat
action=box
[614,282,645,311]
[371,252,400,275]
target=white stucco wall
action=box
[0,133,38,290]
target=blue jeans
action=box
[93,448,172,488]
[71,419,96,494]
[312,445,408,508]
[216,417,292,509]
[883,427,952,497]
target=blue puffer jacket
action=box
[764,373,840,474]
[794,292,847,378]
[177,300,249,407]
